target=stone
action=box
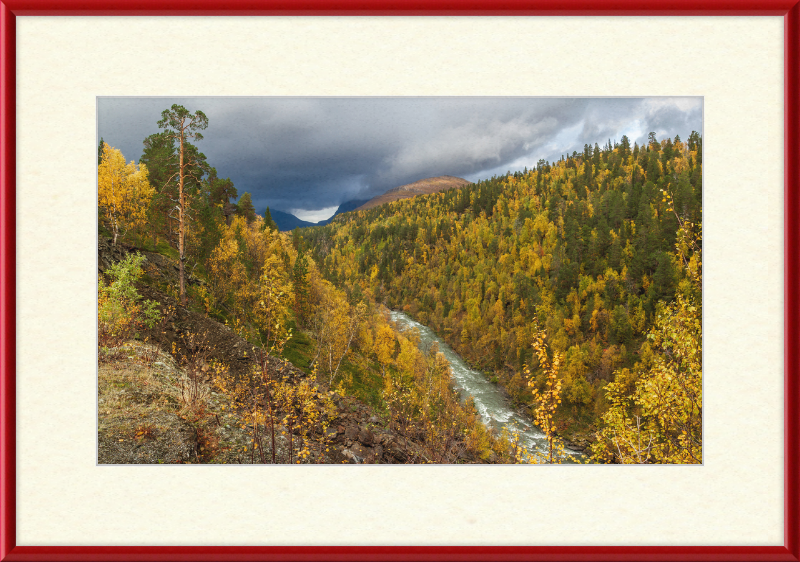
[342,449,360,464]
[344,426,359,441]
[358,428,374,446]
[350,442,369,460]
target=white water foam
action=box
[389,310,581,460]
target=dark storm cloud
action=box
[98,97,702,221]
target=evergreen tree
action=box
[236,192,257,224]
[263,206,278,231]
[156,104,209,305]
[292,251,311,325]
[292,227,302,250]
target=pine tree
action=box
[263,206,278,231]
[156,104,208,305]
[237,192,256,224]
[292,251,311,325]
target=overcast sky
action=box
[98,97,702,223]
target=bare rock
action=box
[350,442,370,461]
[358,427,374,446]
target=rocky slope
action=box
[98,239,484,464]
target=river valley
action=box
[390,311,581,462]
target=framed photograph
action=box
[1,2,798,561]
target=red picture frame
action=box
[1,3,798,561]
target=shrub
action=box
[98,253,160,353]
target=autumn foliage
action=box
[98,143,154,246]
[98,105,702,464]
[304,132,703,463]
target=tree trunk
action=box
[178,130,187,305]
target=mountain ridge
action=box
[354,176,472,211]
[268,175,471,231]
[269,199,371,231]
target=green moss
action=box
[336,356,384,409]
[282,322,315,373]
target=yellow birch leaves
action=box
[98,143,154,245]
[524,327,568,464]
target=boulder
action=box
[358,428,374,446]
[350,442,370,461]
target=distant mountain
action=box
[355,176,471,211]
[316,199,370,226]
[270,209,318,231]
[271,179,467,231]
[269,199,371,231]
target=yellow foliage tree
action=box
[309,282,366,386]
[253,253,295,357]
[206,216,289,332]
[524,327,568,464]
[98,143,154,245]
[591,294,701,463]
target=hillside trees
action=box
[206,216,289,325]
[156,104,209,305]
[591,186,702,463]
[292,251,311,324]
[98,143,154,245]
[304,133,702,451]
[592,291,701,463]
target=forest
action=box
[98,103,702,464]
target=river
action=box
[389,310,581,462]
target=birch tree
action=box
[98,143,153,246]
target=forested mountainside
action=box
[98,103,701,463]
[305,132,703,462]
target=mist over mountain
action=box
[316,199,370,226]
[269,175,470,231]
[268,199,371,231]
[269,209,318,231]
